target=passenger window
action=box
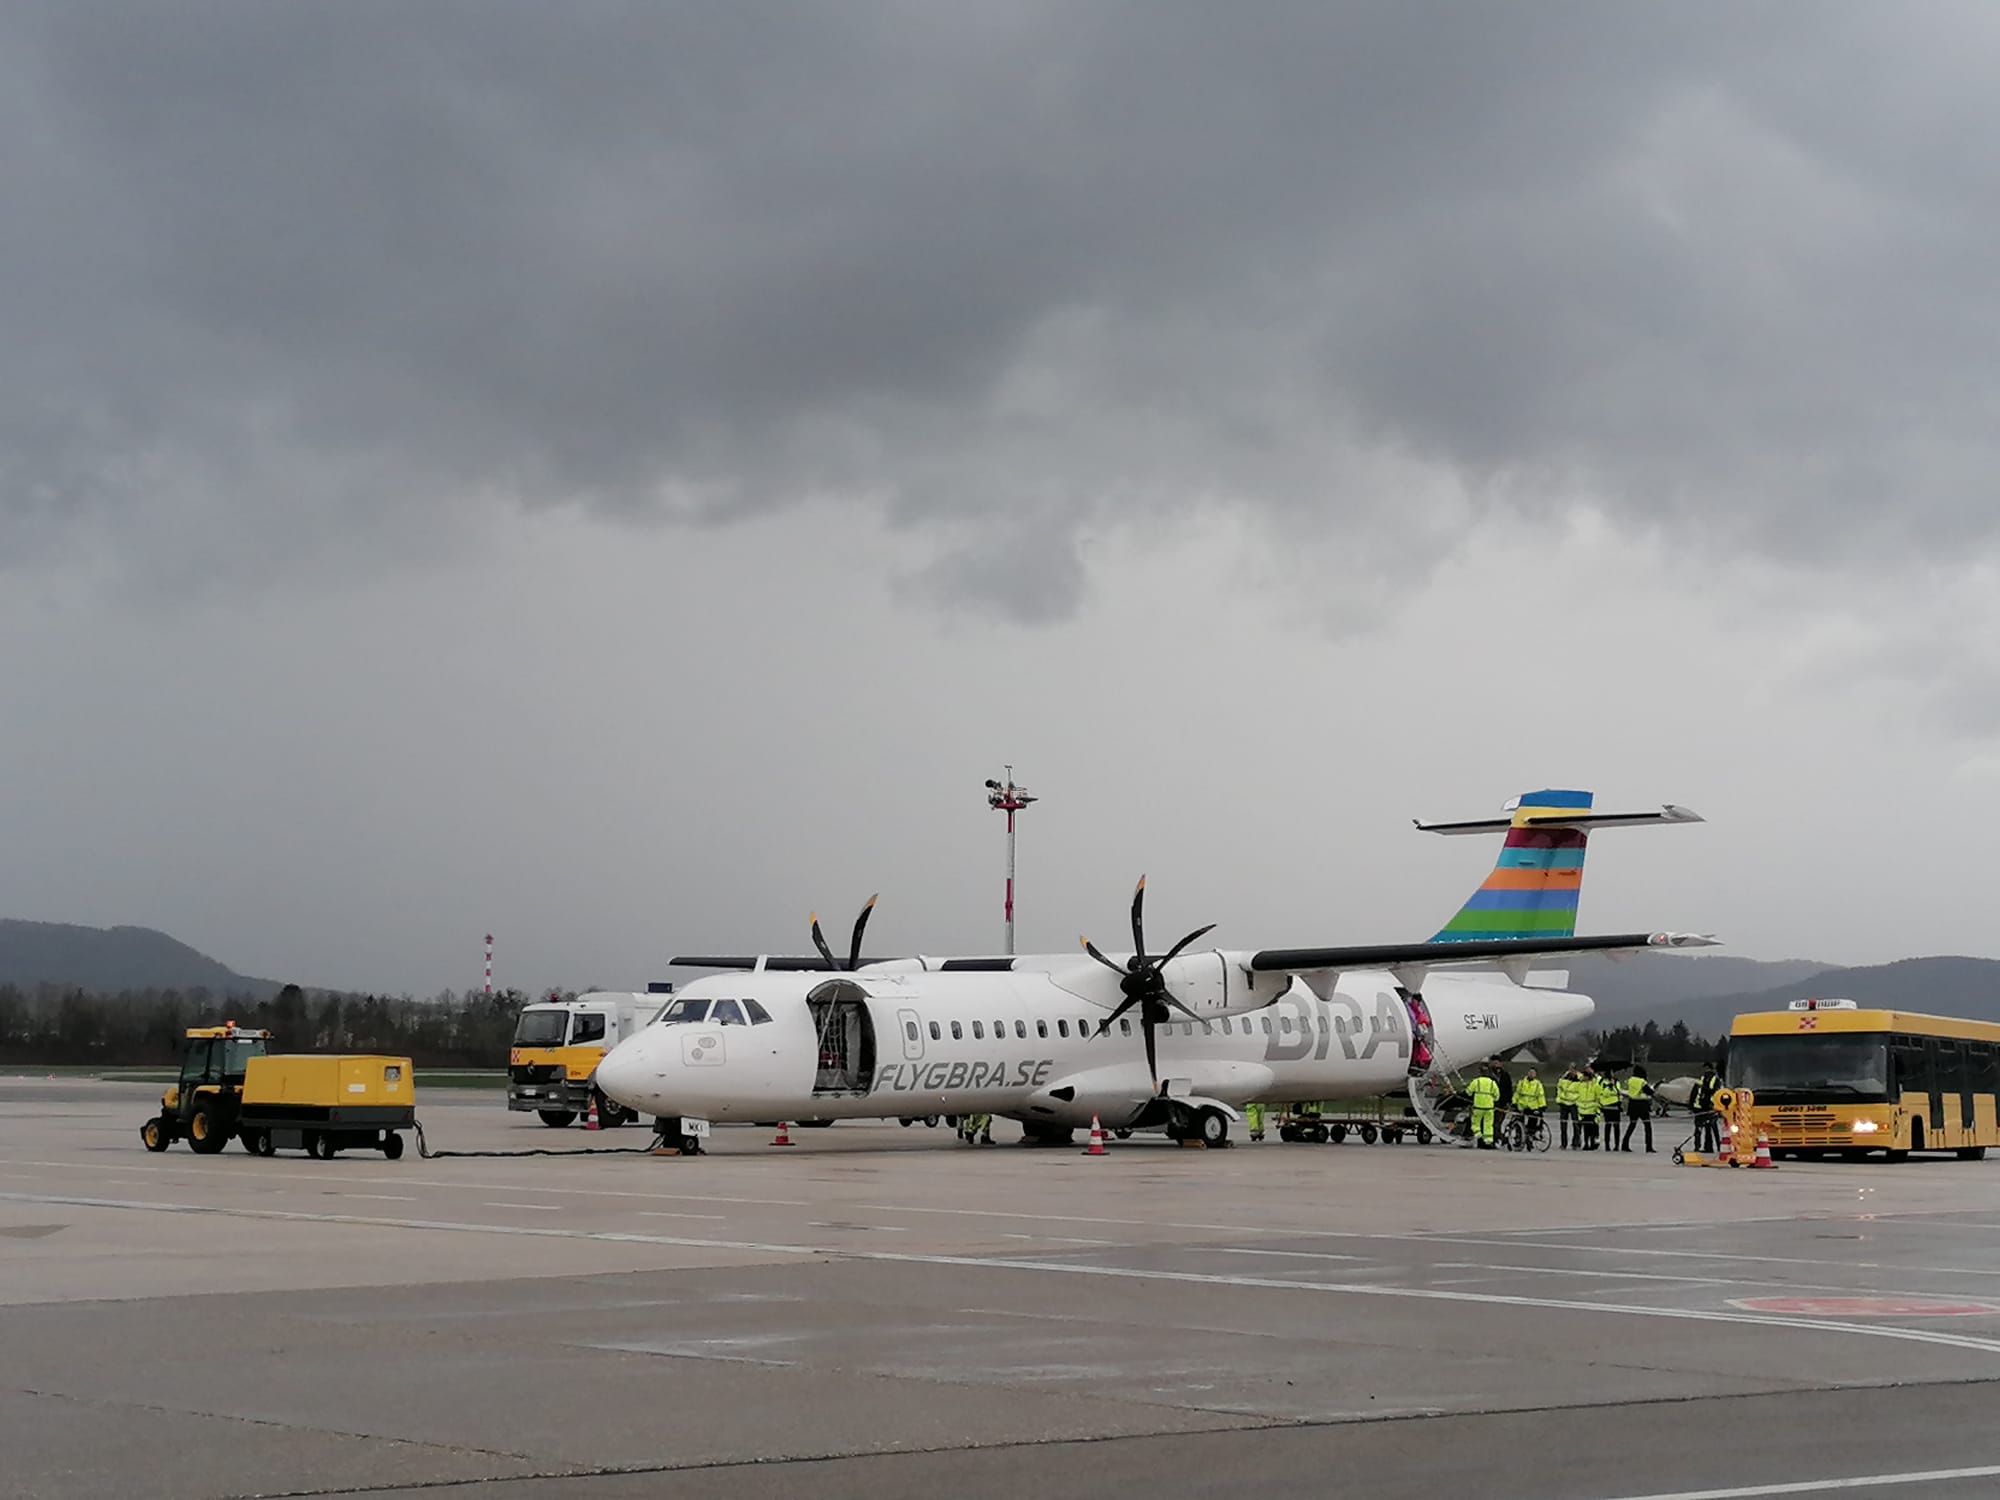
[1036,1020,1048,1038]
[710,1000,746,1026]
[1202,1021,1212,1035]
[742,998,773,1024]
[973,1021,985,1039]
[1119,1019,1132,1036]
[573,1013,607,1044]
[994,1019,1005,1037]
[904,1020,920,1042]
[1219,1018,1231,1035]
[951,1021,964,1040]
[1281,1017,1294,1034]
[1015,1020,1027,1039]
[1261,1017,1272,1034]
[1058,1020,1070,1038]
[929,1021,941,1041]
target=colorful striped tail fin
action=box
[1428,789,1594,943]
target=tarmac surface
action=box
[6,1080,2000,1499]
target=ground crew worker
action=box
[959,1113,993,1145]
[1575,1067,1602,1149]
[1465,1070,1501,1149]
[1513,1068,1547,1149]
[1692,1063,1722,1155]
[1245,1101,1266,1142]
[1597,1069,1624,1152]
[1623,1066,1657,1153]
[1556,1067,1581,1149]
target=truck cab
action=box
[509,989,670,1126]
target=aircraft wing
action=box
[1248,931,1716,974]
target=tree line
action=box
[0,983,547,1068]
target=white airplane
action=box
[596,790,1710,1151]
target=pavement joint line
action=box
[170,1380,2000,1499]
[1593,1463,2000,1499]
[11,1187,2000,1358]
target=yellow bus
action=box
[1727,999,2000,1161]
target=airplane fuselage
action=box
[594,963,1592,1133]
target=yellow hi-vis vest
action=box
[1556,1075,1578,1107]
[1576,1081,1602,1117]
[1596,1078,1621,1109]
[1626,1075,1650,1102]
[1466,1075,1500,1108]
[1514,1077,1547,1110]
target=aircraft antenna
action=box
[983,767,1038,956]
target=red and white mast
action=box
[484,933,494,995]
[983,768,1038,956]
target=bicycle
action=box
[1498,1110,1552,1153]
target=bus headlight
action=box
[1851,1121,1880,1134]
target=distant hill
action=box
[1640,956,2000,1038]
[0,920,279,998]
[1569,953,1835,1029]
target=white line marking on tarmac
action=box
[1429,1260,1999,1302]
[638,1211,725,1220]
[1002,1233,1115,1245]
[1212,1248,1369,1262]
[344,1195,416,1203]
[1593,1463,2000,1498]
[857,1202,1299,1235]
[483,1202,560,1212]
[1417,1234,2000,1279]
[10,1188,2000,1357]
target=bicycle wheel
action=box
[1498,1117,1522,1152]
[1530,1116,1552,1152]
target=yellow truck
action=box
[139,1023,415,1160]
[509,990,668,1127]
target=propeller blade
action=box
[808,914,838,971]
[1156,923,1217,968]
[1141,1015,1159,1086]
[1081,937,1124,974]
[1093,993,1140,1037]
[1129,876,1148,962]
[1164,991,1201,1022]
[847,894,878,972]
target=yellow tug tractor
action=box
[139,1023,415,1160]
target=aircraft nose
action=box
[595,1036,651,1111]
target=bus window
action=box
[1972,1041,2000,1094]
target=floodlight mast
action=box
[983,767,1038,956]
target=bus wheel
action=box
[1958,1146,1987,1161]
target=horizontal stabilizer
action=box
[1416,805,1704,836]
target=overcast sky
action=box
[6,2,2000,996]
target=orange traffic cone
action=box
[1084,1115,1107,1156]
[772,1121,794,1147]
[584,1097,601,1131]
[1751,1132,1777,1168]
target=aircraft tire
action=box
[1197,1108,1228,1148]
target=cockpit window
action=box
[711,999,746,1026]
[743,998,773,1024]
[658,997,712,1025]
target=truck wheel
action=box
[249,1129,275,1157]
[924,1116,940,1128]
[382,1132,405,1160]
[1416,1125,1434,1145]
[140,1118,171,1152]
[1360,1125,1379,1145]
[188,1101,230,1154]
[308,1132,337,1160]
[899,1117,914,1127]
[1326,1124,1346,1144]
[538,1110,577,1128]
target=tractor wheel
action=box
[382,1132,405,1160]
[537,1110,577,1128]
[140,1117,171,1152]
[187,1101,230,1155]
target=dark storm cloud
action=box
[4,2,1998,604]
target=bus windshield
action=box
[1728,1032,1890,1103]
[513,1010,568,1047]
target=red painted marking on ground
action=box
[1732,1296,2000,1318]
